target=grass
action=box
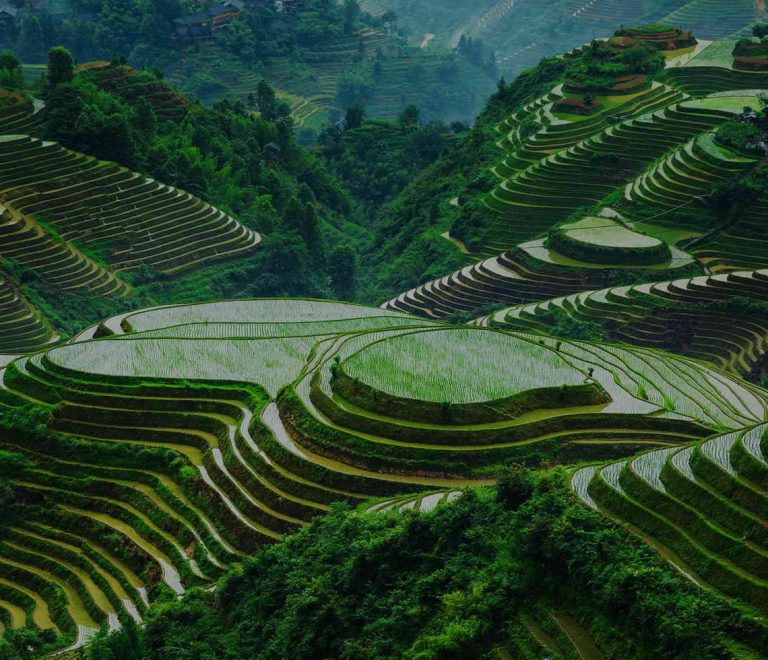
[342,327,588,403]
[123,300,412,332]
[685,41,738,68]
[558,217,662,249]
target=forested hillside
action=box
[3,7,768,660]
[0,0,499,138]
[0,49,376,345]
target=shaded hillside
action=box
[3,0,499,135]
[0,60,367,346]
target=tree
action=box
[329,244,357,298]
[344,103,365,130]
[256,79,278,121]
[47,46,74,86]
[0,51,20,72]
[397,104,420,131]
[496,463,534,509]
[15,14,45,62]
[134,96,157,140]
[753,22,768,39]
[0,51,22,88]
[342,0,360,34]
[0,449,32,527]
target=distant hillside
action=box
[370,0,765,78]
[3,0,499,138]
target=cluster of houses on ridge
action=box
[173,0,304,41]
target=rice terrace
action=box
[4,0,768,657]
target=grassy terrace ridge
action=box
[572,422,768,629]
[555,217,663,250]
[79,62,191,122]
[0,277,55,355]
[118,299,414,333]
[7,296,766,651]
[0,134,262,278]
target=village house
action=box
[173,0,245,41]
[0,5,18,28]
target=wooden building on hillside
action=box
[173,0,245,41]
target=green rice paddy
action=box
[684,40,738,68]
[342,327,587,403]
[558,217,662,249]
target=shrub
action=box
[715,120,762,155]
[496,463,535,509]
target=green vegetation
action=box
[546,217,672,266]
[319,114,460,210]
[341,327,589,403]
[716,118,765,154]
[7,295,755,652]
[5,20,768,660]
[0,0,499,131]
[78,471,766,659]
[0,53,380,346]
[491,272,768,379]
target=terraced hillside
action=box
[661,0,759,37]
[0,278,55,354]
[0,89,43,137]
[80,62,191,121]
[471,0,761,78]
[572,424,768,618]
[372,27,768,645]
[5,21,768,657]
[4,296,763,651]
[384,38,768,321]
[0,134,260,277]
[482,268,768,377]
[0,101,260,354]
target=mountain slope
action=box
[381,36,768,340]
[1,296,763,654]
[0,66,373,349]
[4,20,768,660]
